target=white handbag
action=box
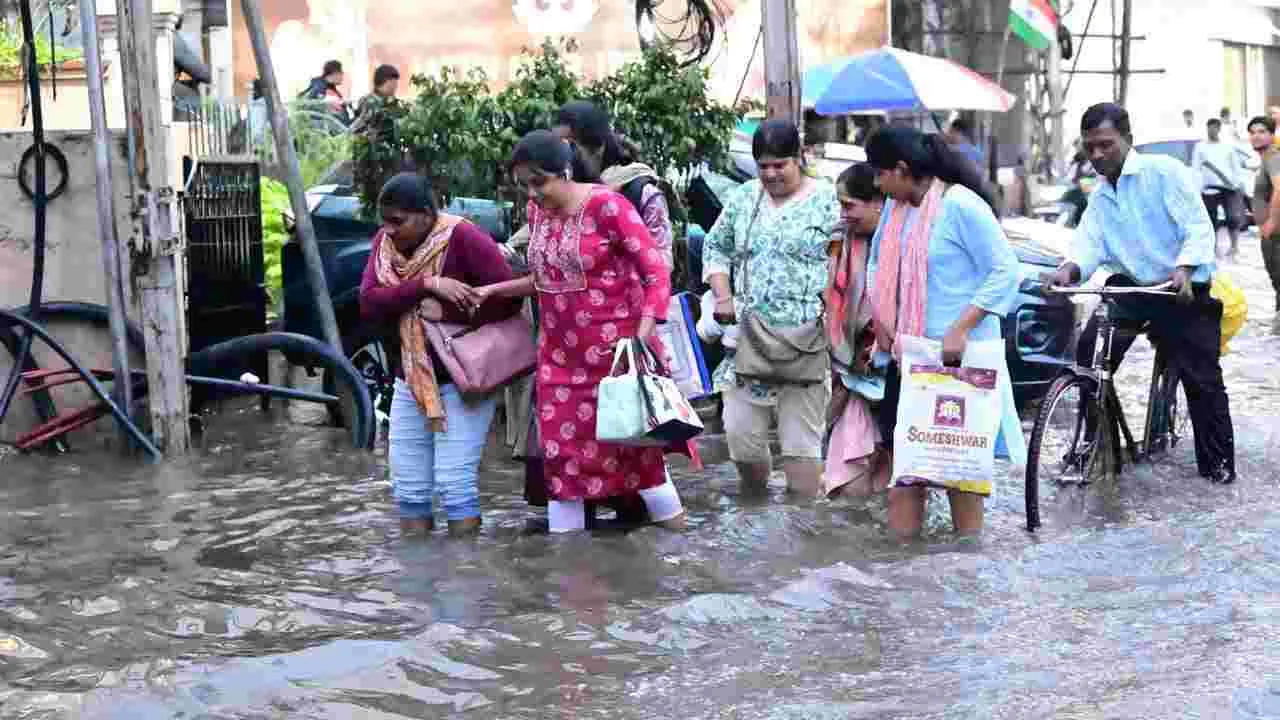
[596,339,704,447]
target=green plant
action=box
[350,40,754,220]
[0,26,81,72]
[495,39,582,139]
[586,45,746,180]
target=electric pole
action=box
[117,0,191,453]
[761,0,801,124]
[1047,19,1066,179]
[1117,0,1133,105]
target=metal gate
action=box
[183,158,267,403]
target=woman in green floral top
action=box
[702,120,840,497]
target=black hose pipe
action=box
[0,0,50,425]
[0,309,159,460]
[188,332,375,449]
[4,305,373,450]
[12,301,147,350]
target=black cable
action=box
[0,0,48,424]
[635,0,721,66]
[47,1,57,99]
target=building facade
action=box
[1061,0,1280,139]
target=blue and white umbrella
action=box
[809,47,1016,116]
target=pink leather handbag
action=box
[425,313,537,395]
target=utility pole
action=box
[1047,17,1066,179]
[761,0,801,124]
[117,0,190,453]
[239,0,344,354]
[1117,0,1133,105]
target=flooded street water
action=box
[5,241,1280,719]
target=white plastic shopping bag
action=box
[596,340,703,447]
[597,340,658,446]
[891,336,1003,496]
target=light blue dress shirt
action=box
[867,184,1020,343]
[1070,149,1216,284]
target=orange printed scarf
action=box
[374,213,466,432]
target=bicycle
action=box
[1023,281,1190,531]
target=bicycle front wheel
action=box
[1026,373,1113,530]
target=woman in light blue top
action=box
[864,127,1024,539]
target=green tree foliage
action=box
[351,40,754,214]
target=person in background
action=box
[822,163,890,498]
[945,117,985,173]
[300,59,351,126]
[552,100,674,269]
[702,119,838,498]
[1249,115,1280,315]
[864,127,1022,538]
[1047,103,1234,485]
[247,79,269,148]
[1062,136,1097,225]
[1183,109,1195,130]
[1192,118,1248,256]
[1219,107,1240,143]
[469,130,687,534]
[351,64,402,135]
[358,173,522,535]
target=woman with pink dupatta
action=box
[863,127,1023,539]
[822,163,890,498]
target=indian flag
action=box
[1009,0,1058,51]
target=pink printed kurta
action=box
[528,188,672,502]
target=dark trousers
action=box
[1201,190,1243,231]
[1261,232,1280,302]
[1076,276,1234,478]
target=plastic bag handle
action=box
[608,338,646,378]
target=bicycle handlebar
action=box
[1019,278,1175,298]
[1045,281,1175,297]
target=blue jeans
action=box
[388,379,496,521]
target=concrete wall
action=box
[0,131,135,312]
[0,130,141,445]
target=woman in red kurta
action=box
[470,130,687,533]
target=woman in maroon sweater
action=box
[358,173,520,535]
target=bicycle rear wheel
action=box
[1025,373,1116,530]
[1145,357,1190,456]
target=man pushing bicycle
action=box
[1047,103,1236,485]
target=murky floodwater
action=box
[5,239,1280,719]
